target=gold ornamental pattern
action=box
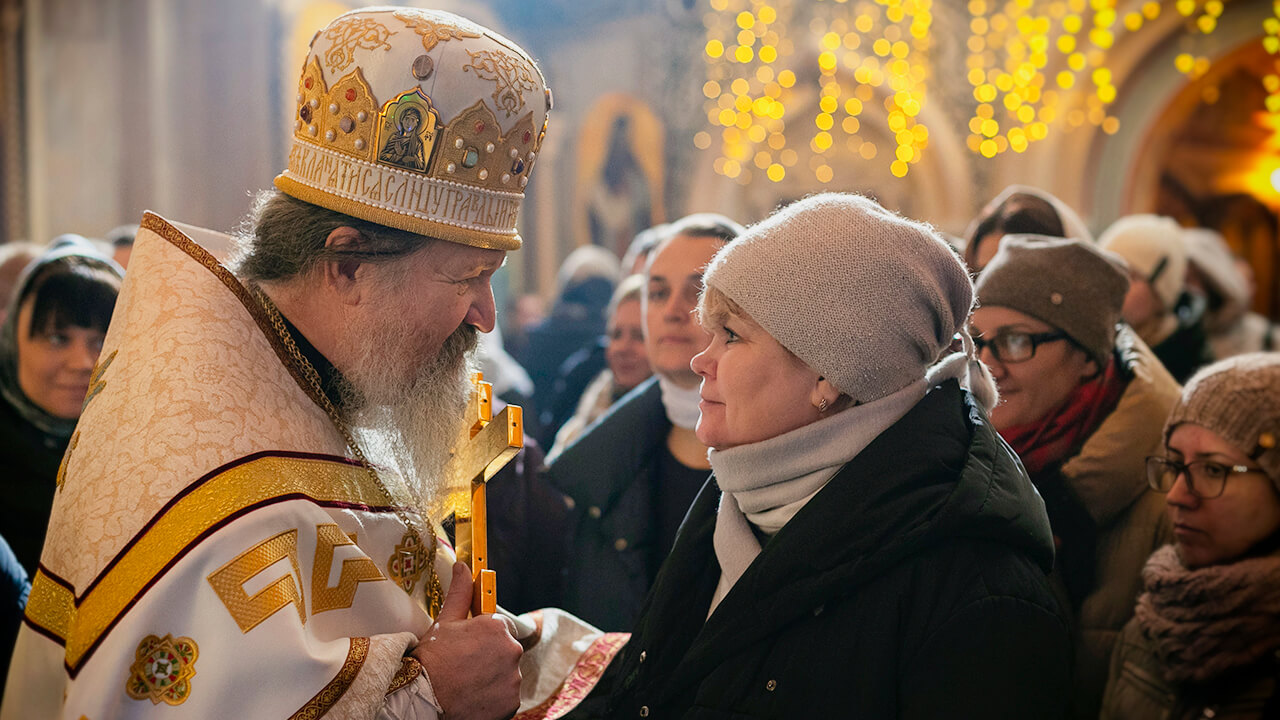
[394,10,482,53]
[322,16,395,72]
[294,57,379,163]
[126,634,199,706]
[462,49,539,119]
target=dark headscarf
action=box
[0,236,123,440]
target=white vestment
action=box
[1,214,625,719]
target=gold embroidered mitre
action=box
[275,7,552,251]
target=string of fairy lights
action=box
[698,0,1277,184]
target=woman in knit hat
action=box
[964,184,1092,273]
[1101,353,1280,720]
[971,234,1180,720]
[573,193,1071,718]
[1183,227,1277,358]
[1098,214,1215,382]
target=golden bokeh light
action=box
[701,0,1268,184]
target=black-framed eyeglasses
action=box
[971,330,1068,364]
[1145,456,1264,499]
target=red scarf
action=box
[1000,358,1126,475]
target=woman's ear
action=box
[1077,351,1101,382]
[811,376,842,413]
[321,226,365,305]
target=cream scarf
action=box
[706,378,928,614]
[659,374,703,430]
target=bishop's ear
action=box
[321,226,366,304]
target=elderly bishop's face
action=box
[339,239,506,501]
[357,240,505,390]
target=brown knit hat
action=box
[1164,353,1280,487]
[974,234,1130,367]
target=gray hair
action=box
[232,190,434,283]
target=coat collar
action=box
[1060,326,1181,528]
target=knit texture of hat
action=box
[1098,214,1187,310]
[974,234,1129,368]
[1164,353,1280,487]
[702,192,972,402]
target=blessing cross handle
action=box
[452,373,523,616]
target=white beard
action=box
[339,322,478,515]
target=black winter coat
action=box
[545,376,680,631]
[569,382,1073,719]
[0,395,67,576]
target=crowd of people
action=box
[2,6,1279,719]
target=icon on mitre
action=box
[376,89,440,173]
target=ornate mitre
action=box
[274,7,552,250]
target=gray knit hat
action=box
[974,234,1130,368]
[1164,352,1280,487]
[702,192,972,402]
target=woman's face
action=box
[1121,271,1163,329]
[606,298,650,392]
[643,234,721,387]
[15,298,104,420]
[970,305,1096,431]
[1164,423,1280,569]
[691,308,822,449]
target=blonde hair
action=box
[695,284,746,333]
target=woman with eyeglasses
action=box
[1100,353,1280,719]
[970,234,1182,720]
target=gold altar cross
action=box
[451,372,523,615]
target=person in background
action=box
[0,237,123,576]
[522,245,619,446]
[620,223,667,277]
[1101,353,1280,720]
[0,533,30,700]
[545,212,742,631]
[964,184,1092,273]
[501,292,546,370]
[105,224,139,270]
[970,235,1179,719]
[1100,214,1214,382]
[548,273,651,459]
[542,227,669,447]
[571,193,1070,718]
[1183,227,1276,357]
[0,242,43,326]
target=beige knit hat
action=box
[702,192,974,402]
[274,7,551,251]
[1183,227,1249,309]
[1098,214,1187,310]
[974,234,1129,368]
[1164,352,1280,487]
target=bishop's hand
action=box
[412,561,523,720]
